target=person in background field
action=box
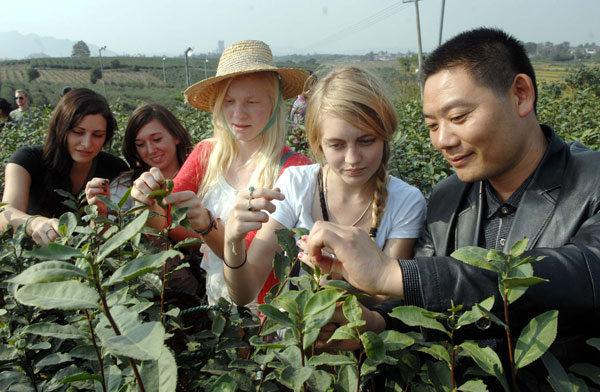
[0,98,13,130]
[298,27,600,388]
[223,66,426,307]
[85,103,193,215]
[0,88,129,246]
[10,89,31,123]
[130,40,312,308]
[289,71,317,132]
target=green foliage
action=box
[0,65,599,391]
[26,67,40,82]
[90,67,102,84]
[72,40,90,57]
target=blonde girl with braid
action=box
[224,66,426,307]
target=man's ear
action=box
[511,73,535,118]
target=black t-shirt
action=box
[8,145,129,217]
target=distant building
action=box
[217,40,224,54]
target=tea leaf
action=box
[509,238,529,256]
[486,249,506,262]
[303,328,321,350]
[379,330,415,351]
[459,341,509,392]
[306,369,334,392]
[337,364,358,392]
[360,331,385,362]
[25,243,84,260]
[105,249,182,286]
[457,379,488,392]
[303,289,344,318]
[451,246,499,272]
[104,322,165,360]
[514,310,558,369]
[118,186,133,209]
[248,335,287,349]
[273,252,292,283]
[173,237,203,248]
[58,212,77,238]
[97,209,149,261]
[35,352,72,370]
[389,306,449,336]
[61,372,103,384]
[15,281,99,310]
[417,343,451,365]
[505,262,534,304]
[569,363,600,386]
[456,296,494,328]
[138,346,178,392]
[258,304,295,328]
[275,228,298,258]
[541,351,572,392]
[23,322,87,340]
[503,276,548,290]
[212,314,226,336]
[588,338,600,352]
[0,344,18,361]
[307,353,357,367]
[280,365,315,392]
[9,261,87,285]
[328,325,358,342]
[208,374,237,392]
[96,194,119,214]
[321,280,352,292]
[342,295,362,324]
[426,360,452,392]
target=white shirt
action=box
[270,164,426,249]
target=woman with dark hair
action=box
[85,103,193,214]
[0,88,129,246]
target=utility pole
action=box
[162,56,166,83]
[98,46,107,96]
[438,0,446,46]
[69,56,75,84]
[184,47,193,87]
[403,0,424,97]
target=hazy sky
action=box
[4,0,599,56]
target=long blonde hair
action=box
[306,66,398,236]
[198,71,286,199]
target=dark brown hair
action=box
[122,104,193,181]
[40,88,117,216]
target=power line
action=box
[304,1,412,52]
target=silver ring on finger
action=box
[247,198,253,211]
[46,229,54,237]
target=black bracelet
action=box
[196,209,217,237]
[223,252,247,269]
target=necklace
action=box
[318,167,372,227]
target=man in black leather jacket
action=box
[299,27,600,385]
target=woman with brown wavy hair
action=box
[0,88,128,246]
[85,103,193,214]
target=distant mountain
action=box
[0,31,118,60]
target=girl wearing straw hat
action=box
[222,66,426,309]
[131,40,312,307]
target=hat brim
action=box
[184,67,309,111]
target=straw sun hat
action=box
[184,40,309,111]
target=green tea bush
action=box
[1,68,600,391]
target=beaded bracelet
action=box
[196,209,217,237]
[223,252,247,269]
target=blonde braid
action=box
[370,163,388,240]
